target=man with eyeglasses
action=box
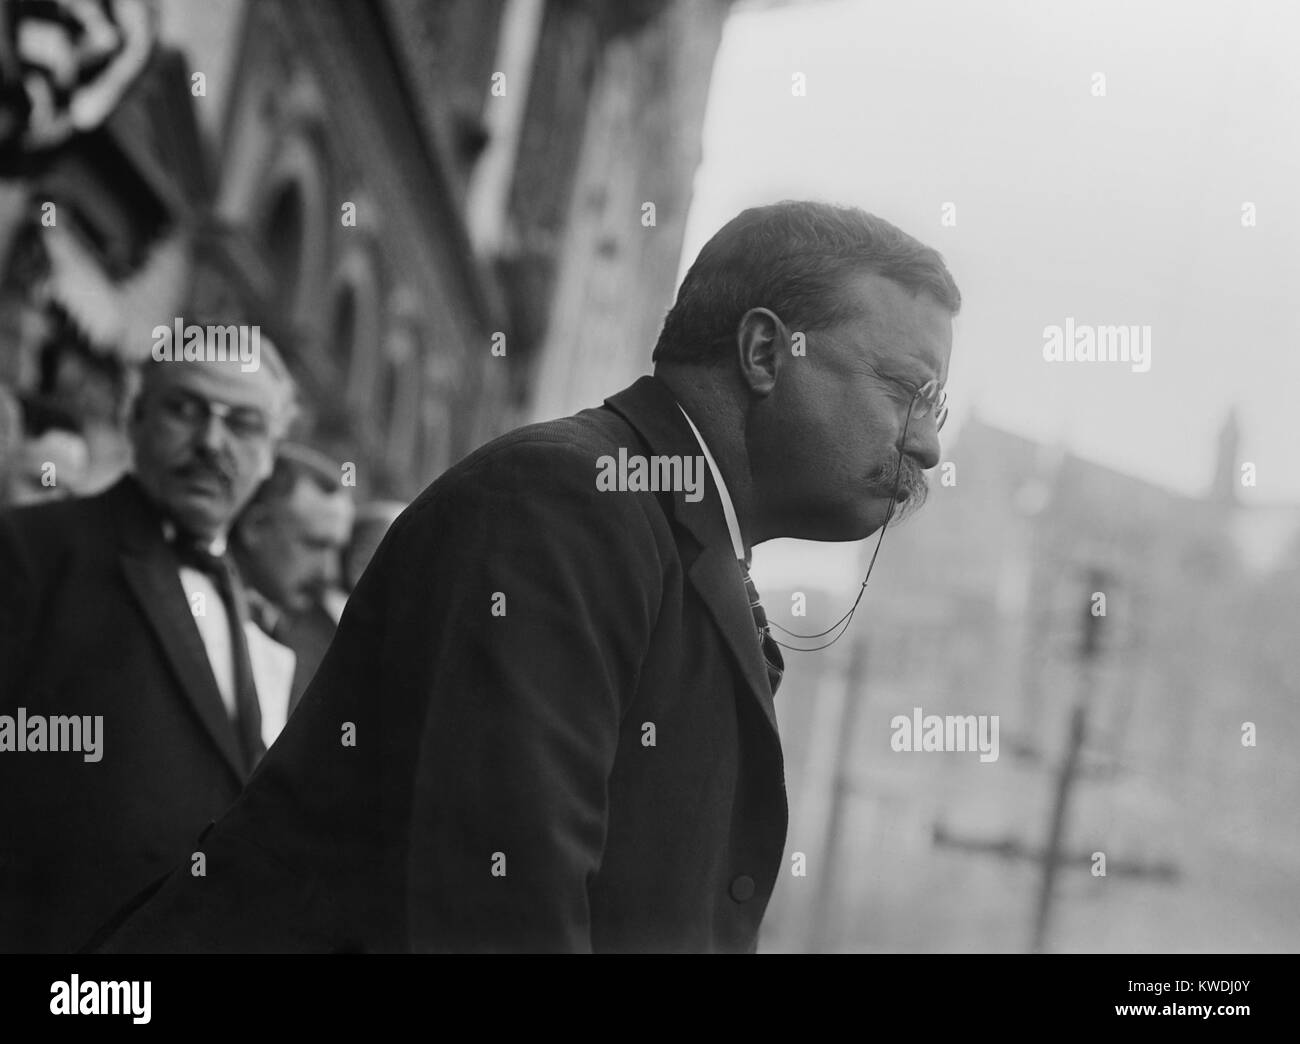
[99,201,957,955]
[0,328,297,952]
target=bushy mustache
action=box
[174,454,233,491]
[865,453,929,524]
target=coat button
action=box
[729,874,756,903]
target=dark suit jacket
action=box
[0,476,251,952]
[281,601,336,714]
[242,590,335,714]
[99,375,790,953]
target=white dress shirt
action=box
[675,402,746,562]
[165,522,295,747]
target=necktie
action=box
[739,560,784,698]
[174,538,266,773]
[245,587,289,645]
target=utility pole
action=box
[808,636,870,952]
[1031,567,1108,953]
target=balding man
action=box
[0,326,297,952]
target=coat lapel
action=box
[109,478,247,782]
[685,545,780,735]
[604,376,780,739]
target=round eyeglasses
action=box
[910,378,948,432]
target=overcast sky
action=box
[683,0,1300,511]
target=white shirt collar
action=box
[161,518,227,557]
[676,403,746,563]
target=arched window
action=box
[328,284,357,375]
[331,246,384,417]
[254,120,333,346]
[262,181,305,312]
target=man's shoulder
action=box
[460,406,633,476]
[384,403,677,562]
[0,479,121,548]
[421,405,638,506]
[0,482,129,630]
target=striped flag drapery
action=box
[1,0,156,157]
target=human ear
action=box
[735,308,785,396]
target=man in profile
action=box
[0,330,297,952]
[100,201,959,954]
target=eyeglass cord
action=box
[767,405,917,653]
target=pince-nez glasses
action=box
[865,362,949,432]
[909,378,948,432]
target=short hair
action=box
[246,443,345,511]
[652,201,961,367]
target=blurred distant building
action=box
[866,410,1300,779]
[763,412,1300,953]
